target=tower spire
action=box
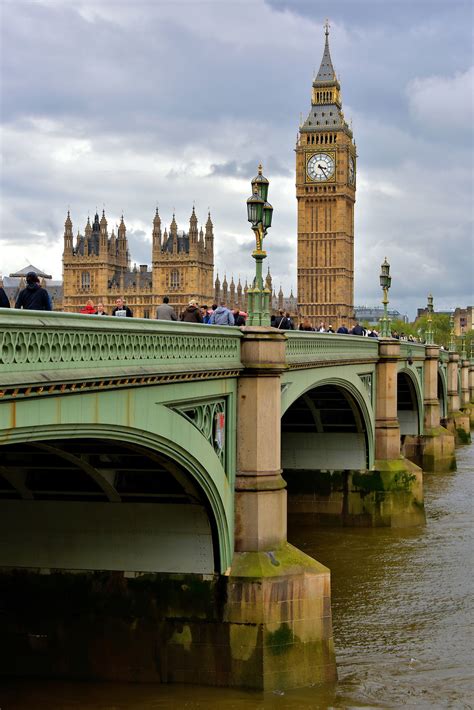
[316,19,336,82]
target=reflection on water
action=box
[2,446,473,709]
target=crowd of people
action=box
[0,271,424,342]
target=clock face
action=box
[349,155,355,185]
[307,153,335,182]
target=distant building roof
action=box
[9,264,52,278]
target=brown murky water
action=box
[2,446,473,709]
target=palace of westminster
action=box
[3,26,346,323]
[1,27,470,330]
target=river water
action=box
[2,446,473,709]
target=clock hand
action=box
[318,164,328,177]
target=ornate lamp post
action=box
[449,313,456,352]
[379,257,392,338]
[246,165,273,326]
[425,293,434,345]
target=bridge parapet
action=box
[0,310,242,399]
[398,341,426,360]
[285,331,378,367]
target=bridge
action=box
[0,310,472,690]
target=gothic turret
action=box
[118,215,127,266]
[99,210,108,254]
[170,214,178,253]
[278,285,284,311]
[230,276,235,306]
[109,228,117,258]
[265,267,272,292]
[189,206,198,244]
[205,211,214,256]
[63,210,73,256]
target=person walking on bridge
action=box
[15,271,52,311]
[351,321,365,335]
[209,301,234,325]
[156,296,177,321]
[112,298,133,317]
[180,299,203,323]
[0,287,10,308]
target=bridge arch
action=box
[281,377,374,473]
[397,368,423,436]
[0,392,234,574]
[437,367,448,419]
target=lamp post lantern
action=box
[379,257,392,338]
[449,313,456,352]
[246,164,273,326]
[425,293,434,345]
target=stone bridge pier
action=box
[418,344,456,471]
[445,351,471,444]
[228,328,336,689]
[369,339,425,526]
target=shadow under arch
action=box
[437,367,448,419]
[0,422,232,574]
[282,376,374,469]
[282,379,373,474]
[397,368,423,436]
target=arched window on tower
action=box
[170,269,180,290]
[81,271,91,290]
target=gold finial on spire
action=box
[325,18,330,36]
[258,163,263,175]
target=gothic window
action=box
[170,269,180,290]
[81,271,90,290]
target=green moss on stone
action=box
[230,543,329,580]
[266,622,294,655]
[456,427,471,444]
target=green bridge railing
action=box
[398,341,427,359]
[0,310,243,393]
[1,311,432,394]
[285,331,379,365]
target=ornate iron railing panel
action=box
[285,332,379,366]
[171,398,227,467]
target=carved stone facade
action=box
[62,208,214,318]
[296,24,356,328]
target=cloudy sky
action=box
[1,0,472,318]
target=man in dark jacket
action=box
[232,308,246,326]
[180,300,203,323]
[351,321,365,336]
[111,298,133,317]
[0,287,10,308]
[15,272,52,310]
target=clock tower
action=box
[296,23,356,328]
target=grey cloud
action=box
[208,158,292,179]
[1,0,472,320]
